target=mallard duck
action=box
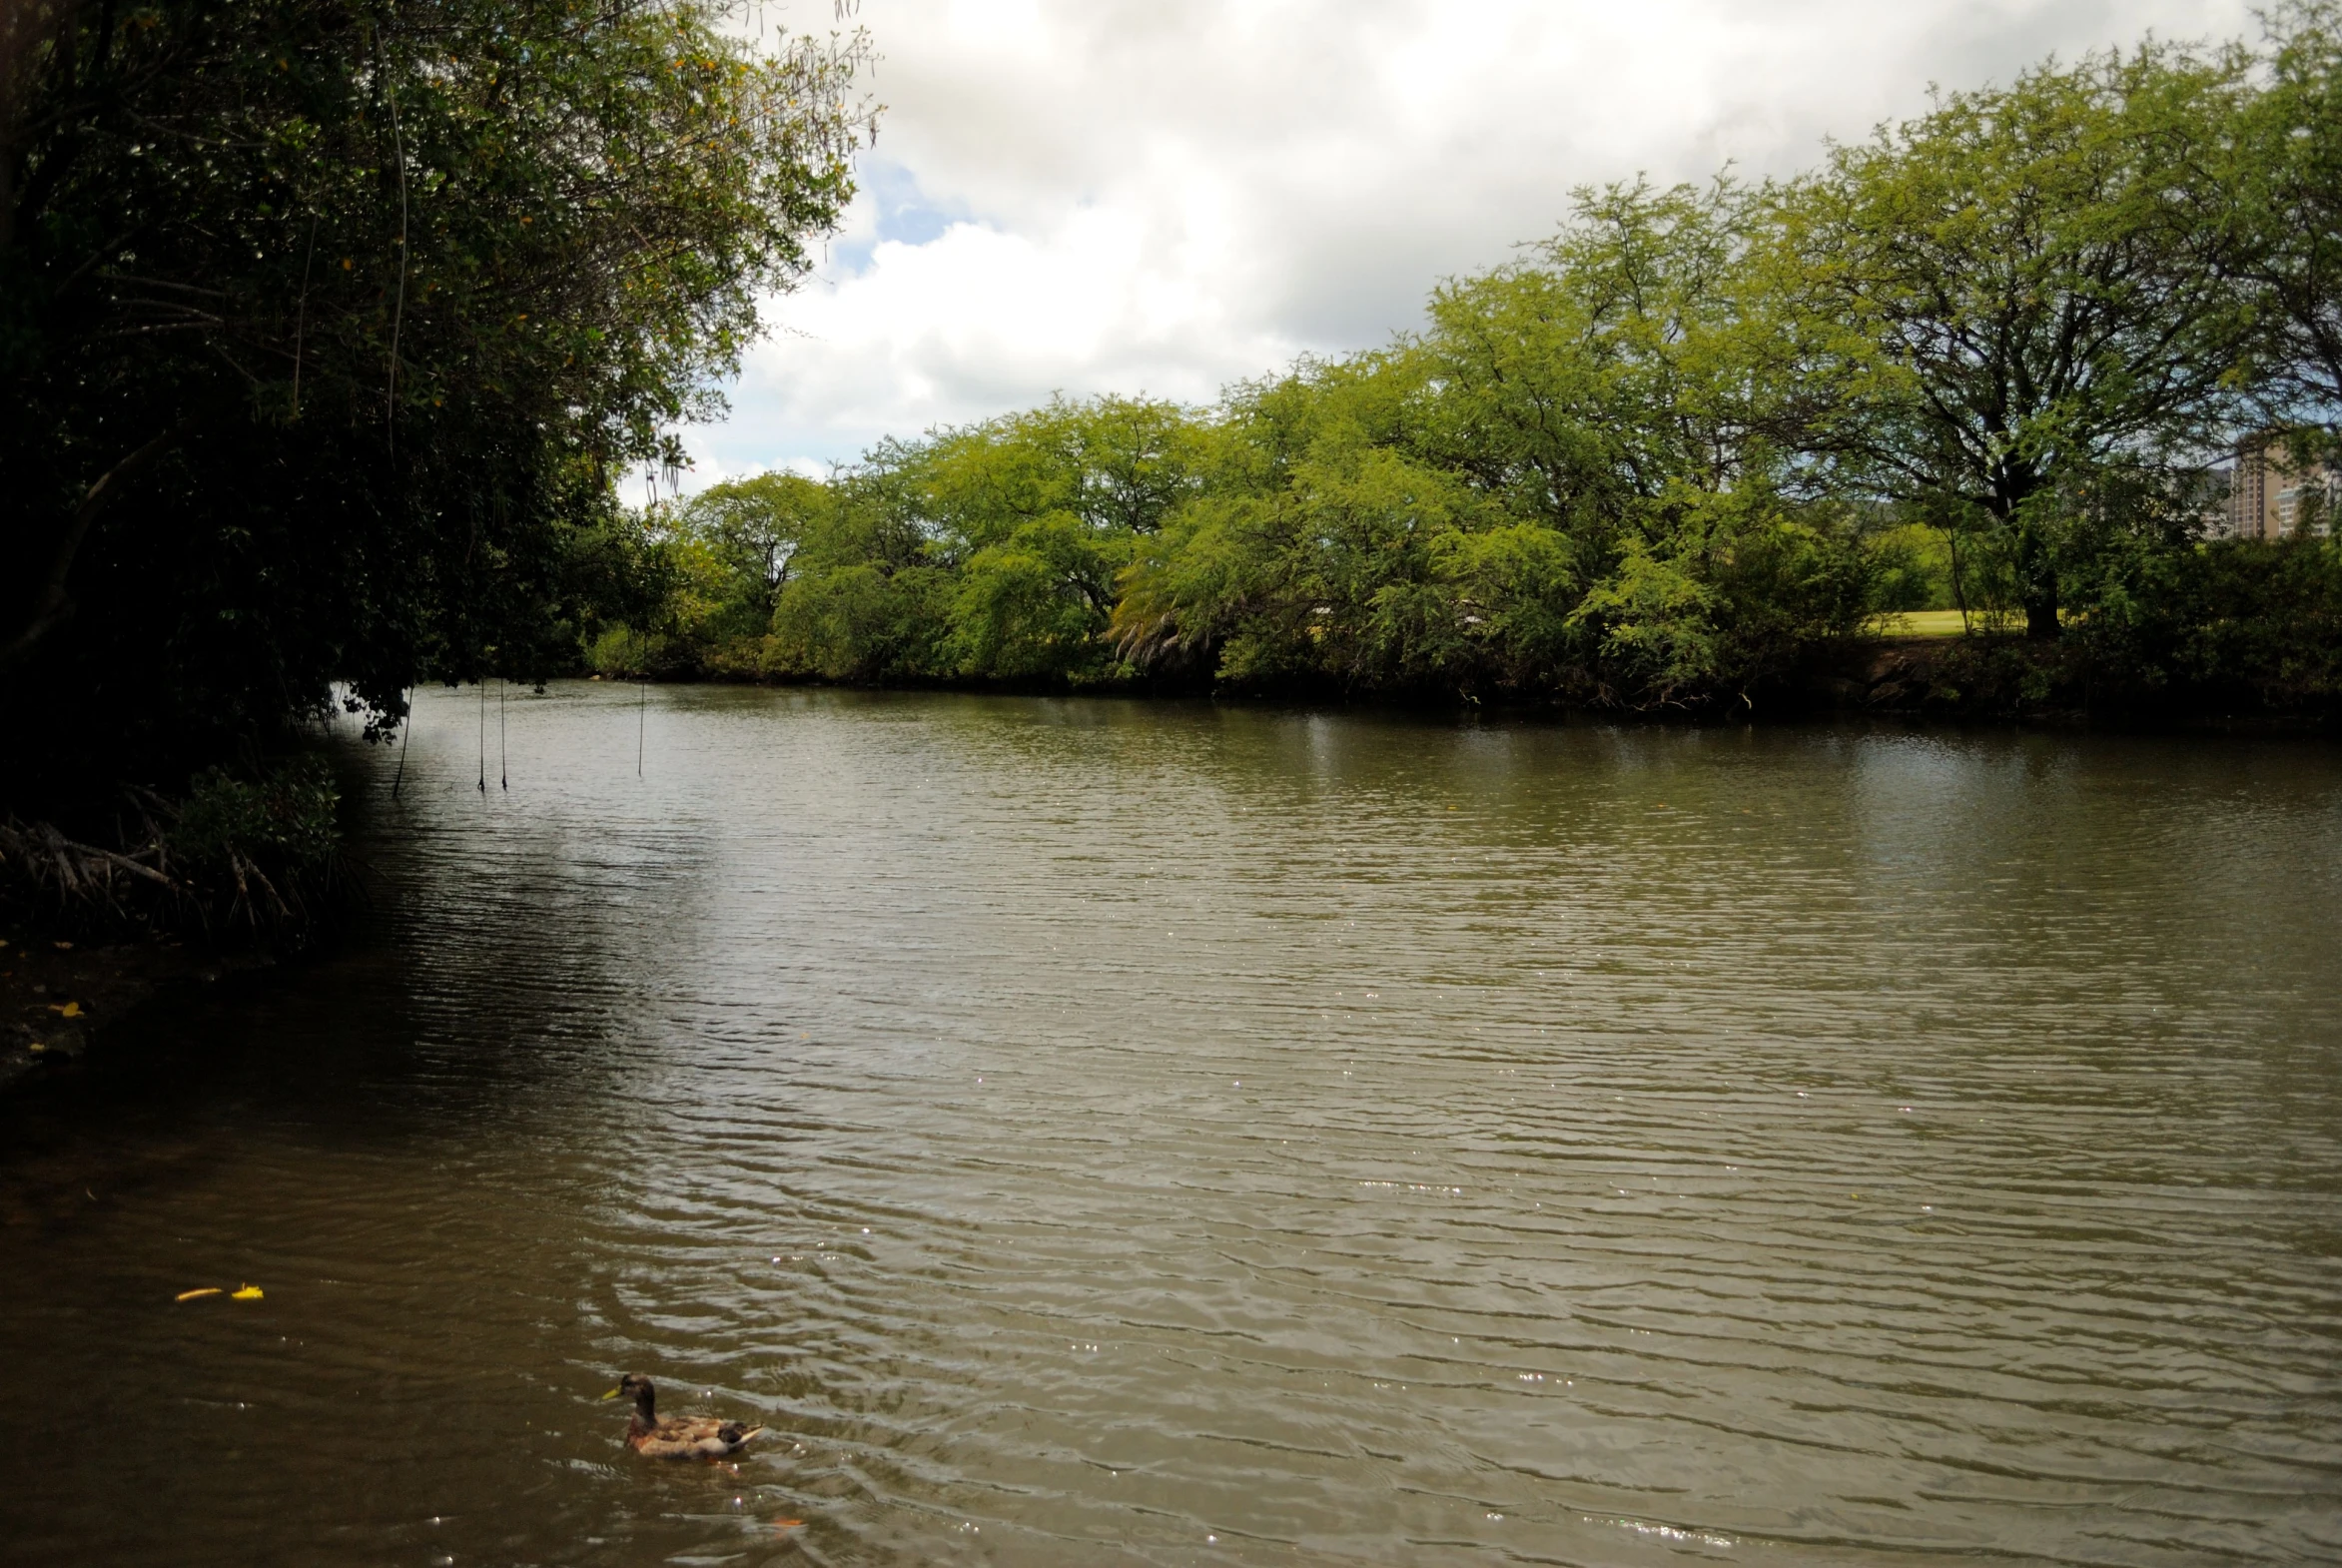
[602,1373,766,1459]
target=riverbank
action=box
[0,928,274,1096]
[593,631,2341,733]
[1808,633,2339,730]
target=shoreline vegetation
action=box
[581,627,2341,734]
[2,0,878,939]
[6,2,2342,947]
[584,14,2342,732]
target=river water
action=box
[5,686,2340,1567]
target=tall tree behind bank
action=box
[1784,41,2254,639]
[2236,2,2342,457]
[0,0,874,813]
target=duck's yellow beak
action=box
[600,1387,621,1400]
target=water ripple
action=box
[3,687,2338,1566]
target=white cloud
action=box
[680,0,2259,487]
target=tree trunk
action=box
[2016,527,2060,640]
[1995,469,2058,641]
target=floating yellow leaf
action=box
[177,1287,223,1302]
[52,1002,82,1018]
[232,1284,265,1301]
[52,940,73,950]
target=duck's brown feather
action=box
[628,1414,766,1460]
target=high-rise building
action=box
[2215,438,2334,539]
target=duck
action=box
[602,1373,766,1459]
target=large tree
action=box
[1787,43,2252,637]
[0,0,872,806]
[2234,2,2342,454]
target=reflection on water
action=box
[5,686,2340,1566]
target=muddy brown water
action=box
[4,686,2340,1567]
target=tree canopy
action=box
[1783,40,2255,636]
[617,10,2342,719]
[0,0,874,808]
[2234,2,2342,451]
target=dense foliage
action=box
[620,8,2342,718]
[0,0,874,815]
[1784,40,2258,639]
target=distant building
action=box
[2209,437,2335,539]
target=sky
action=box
[679,0,2260,490]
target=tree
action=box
[0,0,873,807]
[2234,2,2342,454]
[1787,43,2252,637]
[764,463,948,683]
[1114,181,1877,706]
[1420,178,1822,531]
[908,396,1202,683]
[669,470,826,634]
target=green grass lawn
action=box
[1870,608,1978,637]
